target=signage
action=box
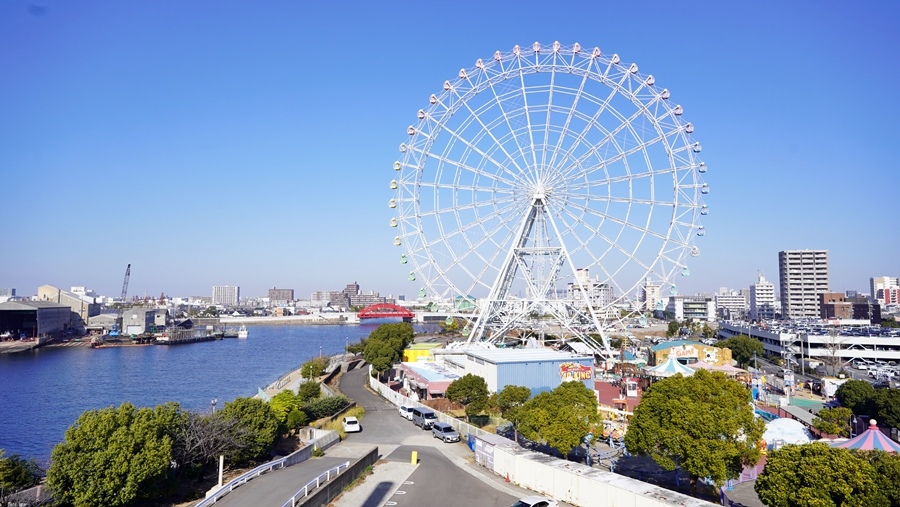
[560,362,593,381]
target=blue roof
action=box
[401,362,460,382]
[650,340,706,352]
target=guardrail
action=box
[279,461,350,507]
[195,456,290,506]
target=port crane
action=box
[109,264,131,337]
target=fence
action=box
[279,461,349,507]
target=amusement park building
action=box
[435,348,593,396]
[648,340,733,367]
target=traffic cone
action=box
[506,473,510,483]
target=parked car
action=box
[511,496,558,507]
[342,416,361,433]
[399,405,413,420]
[411,407,437,430]
[431,422,460,443]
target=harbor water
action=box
[0,322,426,464]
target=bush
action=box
[303,396,352,421]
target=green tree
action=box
[303,395,352,420]
[666,320,682,337]
[298,381,322,403]
[755,443,886,507]
[0,449,41,492]
[47,402,178,507]
[873,388,900,429]
[446,374,490,421]
[812,407,853,437]
[865,450,900,507]
[518,381,599,454]
[497,385,531,441]
[624,369,764,494]
[363,323,414,375]
[219,397,279,464]
[301,356,329,380]
[881,316,898,328]
[835,380,876,415]
[270,390,301,426]
[346,337,367,354]
[715,335,764,368]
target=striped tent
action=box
[831,419,900,453]
[645,353,695,378]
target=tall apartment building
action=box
[211,285,240,307]
[750,272,776,321]
[778,250,829,320]
[715,289,748,320]
[871,276,900,306]
[0,288,16,297]
[566,269,615,315]
[267,287,295,304]
[639,279,661,312]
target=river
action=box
[0,322,429,464]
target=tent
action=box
[762,418,814,449]
[645,353,695,378]
[831,419,900,453]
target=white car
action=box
[342,416,361,433]
[399,405,413,420]
[511,496,558,507]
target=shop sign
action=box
[560,362,593,381]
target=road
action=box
[213,366,522,507]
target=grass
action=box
[320,406,366,440]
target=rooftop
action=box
[466,348,587,364]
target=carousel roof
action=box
[831,419,900,453]
[645,353,695,377]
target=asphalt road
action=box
[213,366,522,507]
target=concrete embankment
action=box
[219,314,359,326]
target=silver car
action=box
[431,422,460,443]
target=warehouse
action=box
[438,348,594,396]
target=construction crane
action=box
[110,264,131,337]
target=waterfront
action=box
[0,323,424,464]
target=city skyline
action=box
[2,2,898,299]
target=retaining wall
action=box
[299,446,379,507]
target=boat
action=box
[237,325,248,339]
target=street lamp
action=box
[850,416,858,438]
[210,398,218,414]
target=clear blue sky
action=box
[1,1,897,299]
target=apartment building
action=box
[211,285,240,307]
[750,273,776,321]
[778,250,829,320]
[871,276,900,306]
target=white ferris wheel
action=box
[389,41,709,356]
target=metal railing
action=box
[195,456,290,506]
[279,461,350,507]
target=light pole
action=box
[210,398,218,414]
[850,416,858,438]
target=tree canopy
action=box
[47,402,181,507]
[362,322,415,374]
[518,381,599,454]
[715,335,764,368]
[874,389,900,429]
[446,374,489,421]
[0,449,41,493]
[219,397,280,464]
[835,380,876,415]
[497,385,531,439]
[755,443,887,507]
[624,369,764,493]
[812,407,853,437]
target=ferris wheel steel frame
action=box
[390,42,708,356]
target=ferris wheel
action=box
[390,42,708,354]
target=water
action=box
[0,323,418,463]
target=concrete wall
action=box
[369,370,715,507]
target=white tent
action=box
[645,353,695,378]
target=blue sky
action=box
[1,1,897,300]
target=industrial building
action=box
[36,285,101,331]
[0,300,72,340]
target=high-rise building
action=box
[639,279,661,312]
[0,288,15,297]
[750,272,776,321]
[871,276,900,306]
[212,286,240,306]
[778,250,829,320]
[715,289,748,320]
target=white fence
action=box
[279,461,350,507]
[368,372,715,507]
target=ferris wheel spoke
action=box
[408,146,521,188]
[556,206,656,279]
[546,69,592,178]
[563,199,679,247]
[565,193,675,208]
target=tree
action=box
[881,316,898,328]
[715,335,764,368]
[300,356,329,380]
[0,449,41,493]
[624,369,764,494]
[303,395,352,421]
[812,407,853,437]
[363,323,414,375]
[865,450,900,507]
[497,385,531,441]
[47,402,178,507]
[755,443,886,507]
[835,380,876,415]
[666,320,681,337]
[219,397,279,464]
[874,388,900,428]
[171,410,250,478]
[518,381,599,454]
[446,374,489,421]
[298,380,322,403]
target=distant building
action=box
[310,291,342,303]
[715,290,748,320]
[0,300,71,339]
[639,279,661,312]
[212,286,240,307]
[0,288,15,297]
[36,285,101,331]
[820,292,881,323]
[871,276,900,306]
[750,273,776,321]
[778,249,829,320]
[665,295,715,322]
[566,269,615,315]
[267,287,294,305]
[121,308,157,335]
